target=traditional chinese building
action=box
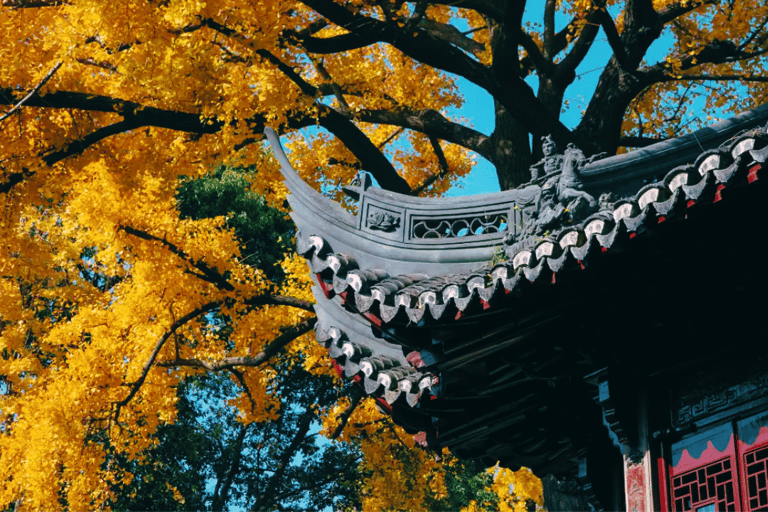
[266,103,768,512]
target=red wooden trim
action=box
[375,397,392,413]
[748,163,761,183]
[657,451,670,512]
[362,311,383,327]
[316,274,334,298]
[714,184,725,202]
[332,359,344,377]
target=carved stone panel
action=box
[363,204,403,239]
[409,211,508,240]
[671,368,768,428]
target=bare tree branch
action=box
[416,18,485,56]
[518,29,555,76]
[595,7,631,71]
[0,61,62,124]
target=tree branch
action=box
[0,169,31,195]
[543,0,556,59]
[119,225,235,291]
[657,0,717,24]
[595,8,631,71]
[354,107,492,161]
[0,88,226,132]
[157,317,318,372]
[411,136,451,196]
[1,0,67,6]
[202,18,411,194]
[297,0,492,88]
[308,56,350,114]
[244,294,315,313]
[113,301,222,422]
[416,18,485,56]
[212,423,250,511]
[42,118,142,165]
[250,405,315,512]
[0,61,62,124]
[316,104,412,193]
[330,386,364,440]
[518,29,555,77]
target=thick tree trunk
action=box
[490,101,532,190]
[488,10,533,191]
[574,58,640,154]
[576,2,662,154]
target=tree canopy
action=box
[0,0,766,509]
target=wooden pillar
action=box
[624,393,656,512]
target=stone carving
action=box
[504,138,605,254]
[411,213,507,239]
[367,210,400,232]
[530,135,564,180]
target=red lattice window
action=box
[744,446,768,510]
[671,458,736,511]
[663,411,768,511]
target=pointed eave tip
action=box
[264,127,355,227]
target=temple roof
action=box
[265,105,768,491]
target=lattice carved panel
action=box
[671,458,736,511]
[745,446,768,510]
[411,213,508,239]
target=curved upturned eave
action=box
[266,104,768,273]
[265,128,356,228]
[266,127,514,274]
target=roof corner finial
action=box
[342,170,373,201]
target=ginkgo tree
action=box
[0,0,766,510]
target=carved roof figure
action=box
[530,135,564,180]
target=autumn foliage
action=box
[1,0,767,509]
